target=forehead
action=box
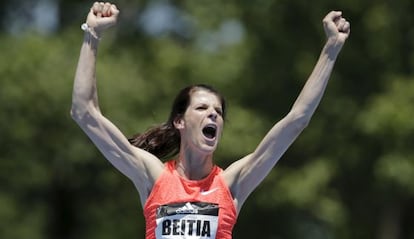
[190,90,221,106]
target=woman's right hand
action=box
[86,2,120,37]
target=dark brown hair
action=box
[128,84,226,160]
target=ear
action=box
[173,116,185,129]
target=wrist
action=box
[325,37,343,52]
[81,23,101,41]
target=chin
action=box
[199,142,218,154]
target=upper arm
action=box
[70,104,164,203]
[222,111,308,211]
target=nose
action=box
[208,110,218,121]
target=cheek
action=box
[218,123,224,136]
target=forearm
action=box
[71,32,101,119]
[290,38,343,122]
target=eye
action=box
[215,108,223,116]
[196,105,207,110]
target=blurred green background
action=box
[1,0,414,238]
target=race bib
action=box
[155,202,219,239]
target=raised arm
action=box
[70,2,164,205]
[223,11,350,212]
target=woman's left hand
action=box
[323,11,351,45]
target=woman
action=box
[71,2,350,238]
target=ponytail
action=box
[128,122,180,160]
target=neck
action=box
[175,146,214,180]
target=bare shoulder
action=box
[221,154,253,194]
[128,145,165,204]
[129,145,165,185]
[221,154,253,212]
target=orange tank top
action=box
[143,160,237,239]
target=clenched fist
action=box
[323,11,350,45]
[85,2,120,37]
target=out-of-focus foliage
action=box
[1,0,414,238]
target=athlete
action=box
[71,2,350,238]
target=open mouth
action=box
[202,124,217,139]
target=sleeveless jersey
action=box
[144,160,237,239]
